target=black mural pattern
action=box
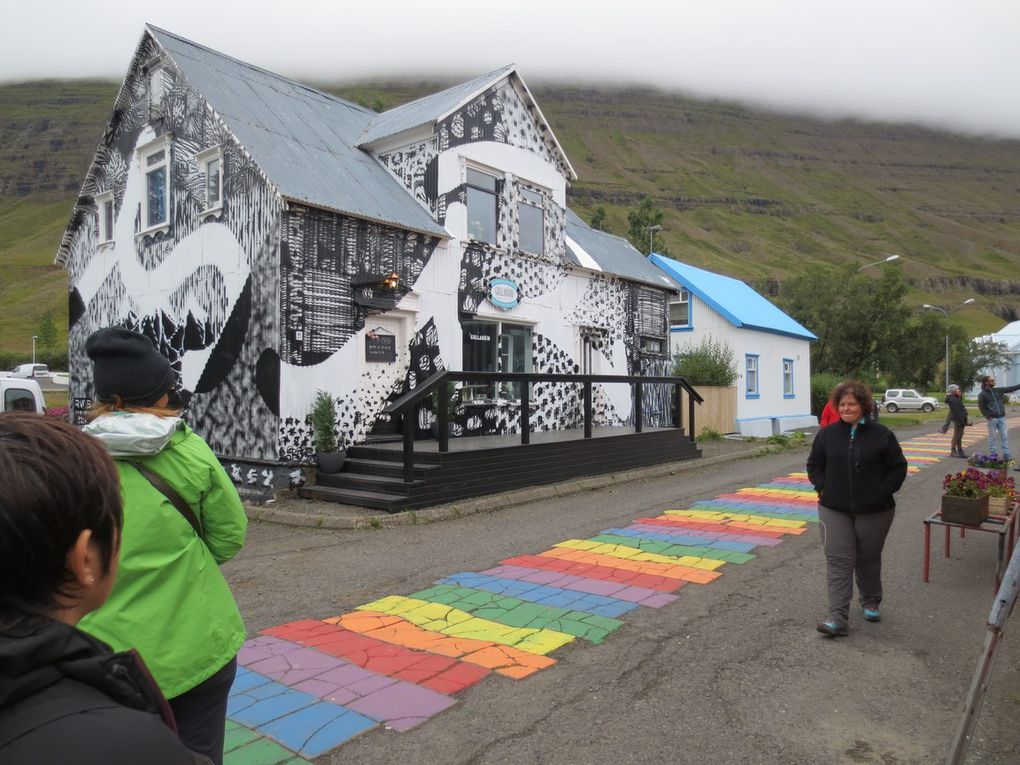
[63,32,284,462]
[566,276,632,371]
[376,136,440,215]
[458,244,566,314]
[280,206,439,366]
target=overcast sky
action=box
[3,0,1018,138]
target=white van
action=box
[11,363,49,379]
[1,378,46,413]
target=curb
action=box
[244,443,783,531]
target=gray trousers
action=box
[818,505,895,625]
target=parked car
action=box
[11,363,50,379]
[881,388,940,413]
[1,378,45,413]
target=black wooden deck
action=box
[299,426,701,512]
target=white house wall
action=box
[671,293,814,435]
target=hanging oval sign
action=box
[488,278,520,310]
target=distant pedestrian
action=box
[806,381,908,638]
[977,375,1020,469]
[0,413,194,764]
[943,384,969,458]
[78,327,247,765]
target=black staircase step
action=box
[342,458,439,479]
[298,485,409,512]
[314,473,423,495]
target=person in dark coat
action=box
[943,384,970,458]
[806,381,908,638]
[0,413,196,764]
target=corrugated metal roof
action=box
[357,65,517,146]
[148,26,448,238]
[649,254,817,341]
[564,209,678,290]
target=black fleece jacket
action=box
[0,620,194,764]
[806,418,908,514]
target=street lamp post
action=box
[647,224,662,255]
[32,335,38,365]
[856,254,900,273]
[923,299,975,390]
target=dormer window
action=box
[195,145,224,215]
[137,135,170,236]
[518,187,544,256]
[466,168,497,245]
[95,190,115,245]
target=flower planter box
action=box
[941,494,989,526]
[987,496,1014,516]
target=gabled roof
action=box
[357,64,576,180]
[563,209,678,290]
[650,254,817,341]
[978,320,1020,351]
[148,26,448,238]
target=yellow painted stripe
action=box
[554,539,726,571]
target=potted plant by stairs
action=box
[311,389,345,473]
[941,468,991,525]
[430,382,459,439]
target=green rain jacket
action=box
[79,412,247,699]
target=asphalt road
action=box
[222,423,1020,764]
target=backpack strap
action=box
[126,461,202,537]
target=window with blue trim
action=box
[783,358,795,397]
[669,289,691,330]
[745,354,759,398]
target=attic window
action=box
[95,190,115,245]
[137,135,170,235]
[148,65,166,115]
[195,145,224,215]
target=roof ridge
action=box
[145,23,371,115]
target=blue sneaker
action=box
[863,607,881,622]
[816,619,848,637]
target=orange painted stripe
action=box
[538,547,721,584]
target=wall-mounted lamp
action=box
[383,271,400,290]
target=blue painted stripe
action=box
[439,572,638,618]
[605,526,756,553]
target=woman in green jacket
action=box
[79,327,247,765]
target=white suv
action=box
[882,388,940,413]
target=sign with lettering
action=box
[365,333,396,362]
[488,278,520,310]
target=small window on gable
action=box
[466,168,497,245]
[518,187,544,256]
[138,135,170,235]
[669,289,691,329]
[783,359,795,397]
[195,145,224,214]
[95,190,115,245]
[149,65,165,116]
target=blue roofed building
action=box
[650,254,817,436]
[57,25,680,493]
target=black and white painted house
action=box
[57,26,678,492]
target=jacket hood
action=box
[83,412,182,457]
[0,621,147,712]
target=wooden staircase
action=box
[298,428,701,513]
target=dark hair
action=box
[0,413,122,628]
[981,375,995,387]
[831,380,875,418]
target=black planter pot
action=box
[316,451,345,474]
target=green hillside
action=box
[1,77,1017,358]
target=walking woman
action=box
[806,381,908,637]
[78,327,247,764]
[0,413,194,763]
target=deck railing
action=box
[381,371,703,482]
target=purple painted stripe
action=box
[480,564,680,608]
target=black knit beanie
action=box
[85,327,175,406]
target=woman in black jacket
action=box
[0,413,195,764]
[806,381,908,638]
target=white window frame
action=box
[195,144,224,217]
[465,166,498,246]
[148,63,165,116]
[745,354,760,398]
[783,358,795,398]
[95,190,115,246]
[518,185,545,256]
[669,289,691,330]
[137,134,171,237]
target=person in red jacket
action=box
[819,399,840,427]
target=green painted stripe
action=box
[588,533,755,564]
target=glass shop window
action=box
[461,320,533,400]
[466,168,497,245]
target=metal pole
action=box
[945,331,950,392]
[32,335,37,365]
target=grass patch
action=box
[696,428,724,443]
